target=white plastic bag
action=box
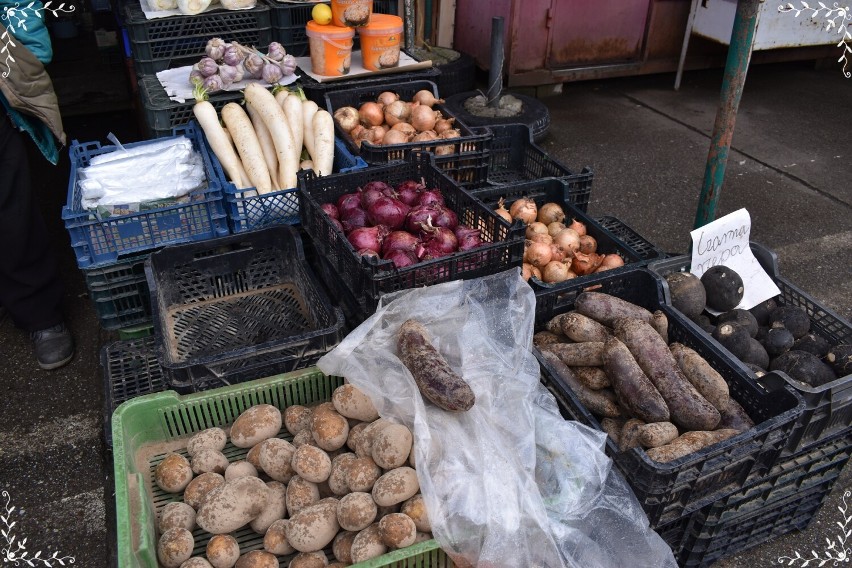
[317,268,677,568]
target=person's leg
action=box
[0,114,73,369]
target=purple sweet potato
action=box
[602,336,670,423]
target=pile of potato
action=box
[535,291,757,464]
[152,384,431,568]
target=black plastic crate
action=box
[84,254,152,330]
[265,0,399,57]
[484,124,593,206]
[648,242,852,456]
[595,216,667,263]
[303,236,372,332]
[101,336,167,446]
[297,152,525,314]
[299,62,441,106]
[432,144,490,189]
[124,2,272,75]
[471,179,644,292]
[667,433,851,567]
[323,80,492,167]
[535,267,805,527]
[145,226,346,393]
[138,74,245,139]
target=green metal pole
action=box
[693,0,762,229]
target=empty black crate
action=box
[648,242,852,456]
[471,179,643,292]
[145,226,346,393]
[297,152,525,314]
[323,80,491,168]
[101,336,167,446]
[535,267,805,527]
[483,123,594,211]
[299,62,442,106]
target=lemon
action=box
[312,3,332,25]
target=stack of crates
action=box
[125,0,273,137]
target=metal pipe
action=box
[487,16,505,108]
[693,0,762,229]
[404,0,414,52]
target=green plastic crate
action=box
[112,367,452,567]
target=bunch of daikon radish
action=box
[193,82,335,195]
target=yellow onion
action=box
[537,202,565,225]
[526,222,549,240]
[509,198,538,224]
[553,228,581,254]
[578,234,597,254]
[524,241,552,268]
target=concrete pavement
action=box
[0,60,849,567]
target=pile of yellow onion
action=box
[494,198,625,284]
[333,90,461,152]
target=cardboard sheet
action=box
[140,0,255,20]
[295,50,432,83]
[156,66,299,103]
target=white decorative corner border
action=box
[778,2,852,77]
[777,489,851,566]
[0,1,76,77]
[1,490,75,566]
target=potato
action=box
[231,404,282,448]
[158,527,194,568]
[257,438,297,483]
[413,531,432,544]
[155,453,194,493]
[292,444,333,483]
[206,534,240,568]
[378,513,417,548]
[293,429,318,448]
[332,384,379,422]
[191,448,229,475]
[159,501,196,532]
[345,456,382,492]
[286,499,340,553]
[251,481,287,534]
[187,427,227,458]
[263,519,295,556]
[224,460,258,481]
[245,444,264,473]
[400,494,430,532]
[180,558,213,568]
[328,453,356,496]
[350,524,387,563]
[289,551,329,568]
[286,475,321,516]
[346,422,369,452]
[311,408,350,451]
[197,476,270,534]
[355,419,389,458]
[184,472,225,510]
[336,491,377,532]
[637,422,679,448]
[372,467,419,507]
[332,531,357,564]
[285,405,314,435]
[371,423,413,470]
[235,550,277,568]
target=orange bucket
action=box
[330,0,372,27]
[306,20,355,76]
[358,13,403,71]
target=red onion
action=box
[347,226,388,253]
[341,207,368,233]
[396,179,426,206]
[384,249,419,268]
[329,218,344,233]
[431,206,458,230]
[405,204,441,233]
[381,230,420,257]
[361,180,395,196]
[367,196,410,230]
[337,193,362,218]
[357,248,380,259]
[420,218,458,258]
[454,225,483,251]
[321,203,340,220]
[417,189,444,207]
[359,186,386,210]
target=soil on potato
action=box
[462,94,524,118]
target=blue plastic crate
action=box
[62,124,230,269]
[209,134,368,232]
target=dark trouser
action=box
[0,113,63,332]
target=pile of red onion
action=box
[320,179,484,268]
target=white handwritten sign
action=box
[690,208,780,312]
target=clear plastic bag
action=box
[317,269,677,568]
